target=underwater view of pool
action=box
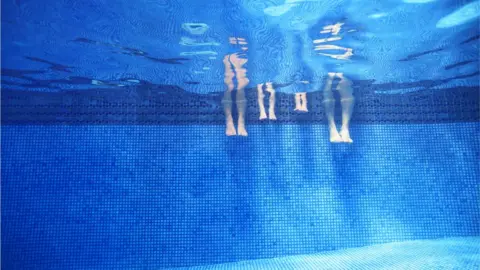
[2,0,479,269]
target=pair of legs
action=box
[323,72,354,143]
[223,53,249,136]
[294,92,308,112]
[257,82,276,120]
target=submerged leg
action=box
[337,74,354,143]
[300,92,308,112]
[339,98,354,143]
[229,52,249,136]
[323,73,342,143]
[265,82,277,120]
[257,84,267,120]
[223,55,236,136]
[236,88,248,136]
[223,90,236,136]
[295,93,302,111]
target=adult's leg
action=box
[231,53,249,136]
[323,73,342,142]
[223,55,236,136]
[336,73,354,143]
[236,88,248,136]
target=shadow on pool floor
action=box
[167,237,480,270]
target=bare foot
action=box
[237,125,248,136]
[300,106,308,112]
[340,128,353,143]
[294,105,302,111]
[329,128,343,143]
[259,111,267,120]
[226,122,237,136]
[237,118,248,136]
[269,109,277,120]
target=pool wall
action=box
[2,123,479,269]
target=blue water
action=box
[2,0,480,269]
[2,0,479,92]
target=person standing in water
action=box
[294,81,309,112]
[257,82,277,120]
[222,37,249,136]
[322,72,354,143]
[313,22,355,143]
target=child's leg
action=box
[295,93,302,111]
[265,82,277,120]
[257,83,267,120]
[300,92,308,112]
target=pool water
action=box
[1,0,479,269]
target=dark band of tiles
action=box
[2,84,479,125]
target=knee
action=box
[224,83,234,91]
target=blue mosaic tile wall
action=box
[2,0,480,269]
[2,123,479,269]
[2,85,479,125]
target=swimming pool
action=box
[2,0,479,269]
